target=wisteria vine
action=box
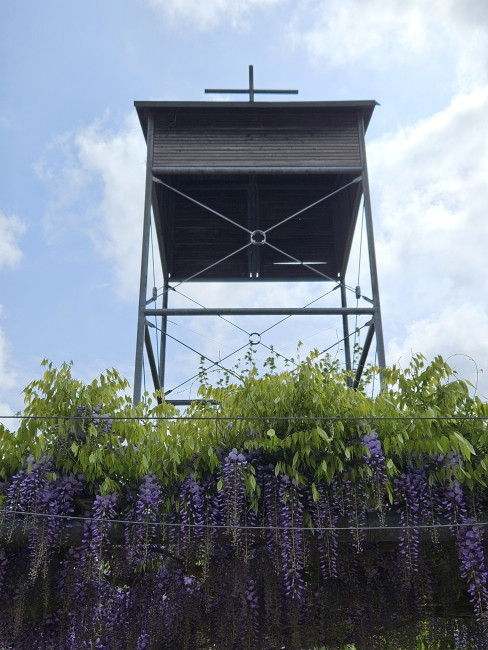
[0,354,487,648]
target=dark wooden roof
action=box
[134,100,378,141]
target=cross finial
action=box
[205,65,298,103]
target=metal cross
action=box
[205,65,298,103]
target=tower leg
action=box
[358,114,386,374]
[133,116,155,404]
[158,281,169,391]
[341,283,353,385]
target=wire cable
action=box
[165,319,237,351]
[265,241,357,289]
[160,331,245,391]
[153,178,251,235]
[163,342,251,396]
[264,177,361,235]
[2,414,488,422]
[258,285,340,338]
[3,509,488,533]
[170,287,251,337]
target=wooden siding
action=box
[153,108,360,169]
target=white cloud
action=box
[73,113,146,300]
[387,304,488,398]
[39,113,146,301]
[0,316,18,425]
[288,0,488,87]
[0,213,24,418]
[367,86,488,389]
[0,212,26,270]
[146,0,284,30]
[0,321,16,393]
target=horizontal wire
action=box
[1,414,488,422]
[3,509,487,533]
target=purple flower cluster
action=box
[2,429,488,647]
[31,472,83,579]
[440,479,488,620]
[131,473,161,569]
[221,448,248,552]
[361,429,387,516]
[313,482,338,580]
[81,492,118,582]
[394,466,428,574]
[2,456,83,581]
[179,472,205,557]
[457,524,488,620]
[279,475,305,600]
[262,465,281,571]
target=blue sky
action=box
[2,0,488,415]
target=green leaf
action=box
[453,432,476,457]
[311,482,319,502]
[71,442,79,455]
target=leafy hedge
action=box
[0,354,487,648]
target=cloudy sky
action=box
[1,0,488,414]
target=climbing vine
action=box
[0,353,488,648]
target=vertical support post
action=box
[352,321,375,390]
[144,324,161,392]
[341,283,352,384]
[357,114,386,372]
[249,65,254,103]
[133,115,155,404]
[158,281,169,390]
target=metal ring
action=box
[250,230,266,246]
[249,332,261,346]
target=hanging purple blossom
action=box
[394,466,426,575]
[279,475,305,601]
[132,473,162,569]
[360,428,387,519]
[312,482,338,580]
[221,448,248,553]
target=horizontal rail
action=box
[204,89,299,95]
[152,166,363,175]
[145,308,375,317]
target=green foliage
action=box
[1,353,487,647]
[1,352,487,506]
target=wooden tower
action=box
[133,68,385,403]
